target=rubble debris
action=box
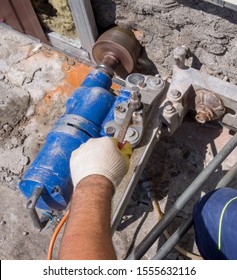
[0,82,30,136]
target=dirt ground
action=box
[0,21,237,261]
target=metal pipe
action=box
[126,132,237,260]
[152,216,193,260]
[26,186,45,231]
[152,160,237,259]
[216,161,237,189]
[204,0,237,12]
[151,153,237,259]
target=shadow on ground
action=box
[115,114,237,259]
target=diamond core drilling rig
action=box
[18,27,144,229]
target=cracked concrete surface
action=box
[0,26,68,260]
[0,25,65,188]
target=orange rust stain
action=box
[36,53,121,115]
[62,61,94,90]
[37,59,93,114]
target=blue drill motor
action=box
[18,26,141,229]
[19,69,117,224]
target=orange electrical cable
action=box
[47,210,70,260]
[152,199,202,260]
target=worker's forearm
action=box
[59,175,117,260]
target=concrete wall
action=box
[91,0,237,84]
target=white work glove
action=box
[70,136,132,190]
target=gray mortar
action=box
[91,0,237,84]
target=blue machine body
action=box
[19,69,116,211]
[100,88,131,136]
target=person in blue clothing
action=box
[193,187,237,260]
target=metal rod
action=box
[68,0,98,60]
[152,216,193,260]
[152,160,237,259]
[151,155,237,259]
[216,161,237,189]
[26,185,45,231]
[204,0,237,12]
[126,132,237,260]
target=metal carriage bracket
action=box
[125,46,237,260]
[160,47,237,135]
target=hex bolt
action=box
[170,89,181,99]
[173,45,188,68]
[131,86,140,97]
[164,103,175,114]
[115,105,126,113]
[126,128,139,142]
[134,111,144,118]
[127,73,145,88]
[119,106,126,113]
[150,77,161,86]
[127,129,136,137]
[130,86,142,110]
[106,126,116,136]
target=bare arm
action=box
[59,175,117,260]
[58,137,132,260]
